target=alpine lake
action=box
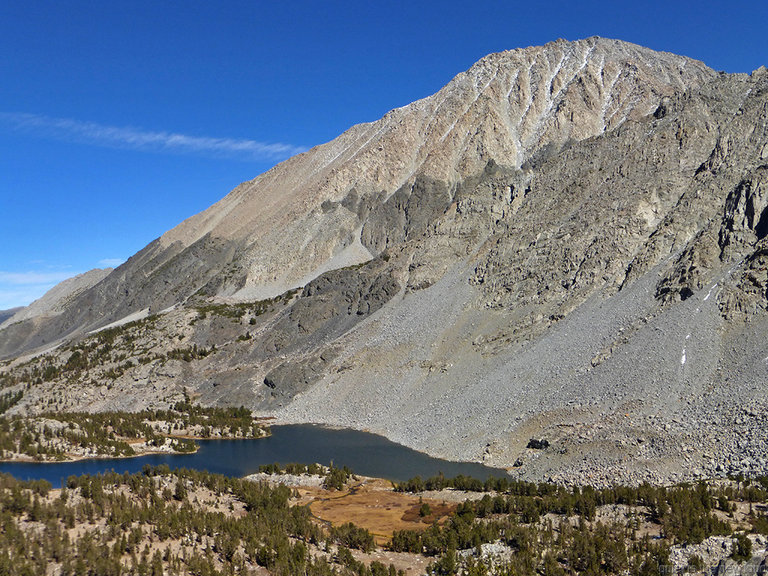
[0,424,508,486]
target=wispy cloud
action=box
[0,288,51,311]
[98,258,125,268]
[0,270,82,310]
[0,112,307,161]
[0,289,40,311]
[0,271,78,286]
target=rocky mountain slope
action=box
[0,37,713,358]
[0,268,111,330]
[2,37,768,484]
[0,308,22,326]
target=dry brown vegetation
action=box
[304,477,457,545]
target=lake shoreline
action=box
[0,430,272,464]
[0,423,510,486]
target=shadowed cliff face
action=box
[0,37,716,360]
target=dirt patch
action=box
[306,478,456,545]
[400,501,455,524]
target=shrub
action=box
[731,533,752,562]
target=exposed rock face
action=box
[272,65,768,485]
[4,39,768,485]
[0,37,715,358]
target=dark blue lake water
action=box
[0,424,507,486]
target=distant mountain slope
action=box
[0,268,112,330]
[0,308,22,326]
[0,268,112,356]
[0,37,715,359]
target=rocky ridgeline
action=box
[0,37,715,360]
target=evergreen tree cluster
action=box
[258,462,354,491]
[0,403,268,461]
[0,463,766,574]
[390,474,768,575]
[0,466,401,576]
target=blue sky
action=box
[1,0,766,310]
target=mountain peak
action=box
[1,38,716,354]
[150,37,714,300]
